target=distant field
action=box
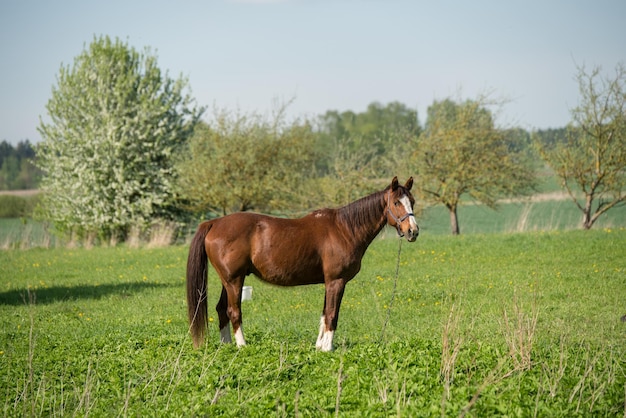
[1,230,625,416]
[421,198,626,235]
[2,196,625,249]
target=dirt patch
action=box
[498,191,574,204]
[0,190,40,197]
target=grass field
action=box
[1,229,625,416]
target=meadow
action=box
[1,226,625,416]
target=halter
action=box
[386,190,415,226]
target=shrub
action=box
[0,195,38,218]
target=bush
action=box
[0,194,38,218]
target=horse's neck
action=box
[337,191,387,248]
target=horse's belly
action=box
[251,252,324,286]
[248,218,329,286]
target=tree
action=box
[315,101,421,175]
[412,96,535,235]
[535,63,626,229]
[533,127,568,150]
[305,102,422,208]
[37,36,203,240]
[176,108,317,215]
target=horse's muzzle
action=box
[406,226,419,242]
[396,224,419,242]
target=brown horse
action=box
[186,176,418,351]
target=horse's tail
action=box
[186,220,214,348]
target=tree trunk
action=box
[582,212,593,229]
[582,195,593,230]
[448,204,460,235]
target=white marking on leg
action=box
[319,330,334,352]
[316,316,334,351]
[234,325,246,347]
[220,325,232,343]
[316,316,325,350]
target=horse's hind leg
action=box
[223,279,246,347]
[216,286,232,343]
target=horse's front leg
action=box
[316,279,346,352]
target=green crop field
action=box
[420,198,626,235]
[0,218,60,250]
[1,229,625,416]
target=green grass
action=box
[1,230,625,416]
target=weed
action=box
[440,300,463,405]
[500,291,539,376]
[541,336,569,398]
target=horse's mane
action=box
[336,188,388,237]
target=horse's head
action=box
[386,176,419,242]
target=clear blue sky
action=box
[1,0,624,145]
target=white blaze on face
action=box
[399,195,417,231]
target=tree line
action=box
[24,36,626,240]
[0,140,41,190]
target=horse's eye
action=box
[394,201,400,206]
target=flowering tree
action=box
[37,36,204,240]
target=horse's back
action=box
[205,211,336,285]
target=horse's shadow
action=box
[0,281,175,306]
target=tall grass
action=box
[0,219,57,250]
[0,219,183,250]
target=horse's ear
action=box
[391,176,399,191]
[404,177,413,191]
